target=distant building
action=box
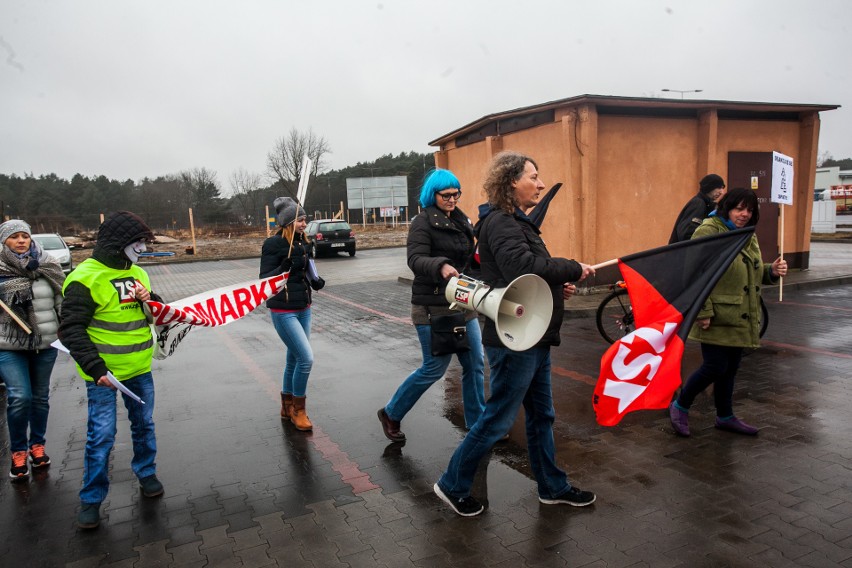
[814,166,852,206]
[429,94,839,273]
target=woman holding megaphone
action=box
[433,151,597,517]
[377,169,486,443]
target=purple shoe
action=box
[715,416,758,435]
[669,403,690,437]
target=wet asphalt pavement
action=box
[1,245,851,567]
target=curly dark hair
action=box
[483,151,537,214]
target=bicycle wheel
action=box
[759,297,769,338]
[596,288,635,344]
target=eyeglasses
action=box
[437,191,462,202]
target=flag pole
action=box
[779,206,784,302]
[590,258,618,270]
[0,299,32,334]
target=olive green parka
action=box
[687,216,778,349]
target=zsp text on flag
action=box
[593,228,754,426]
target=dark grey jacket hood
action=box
[92,211,154,269]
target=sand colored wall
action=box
[595,115,700,262]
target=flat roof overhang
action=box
[429,94,840,149]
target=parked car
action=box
[305,220,356,257]
[31,233,74,274]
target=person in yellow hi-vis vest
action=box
[59,211,163,530]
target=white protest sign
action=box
[297,156,312,206]
[771,151,794,205]
[148,272,289,359]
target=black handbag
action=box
[427,308,470,356]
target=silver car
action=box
[32,233,74,274]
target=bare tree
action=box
[266,127,332,198]
[177,167,223,222]
[229,167,263,224]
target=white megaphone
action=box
[445,274,553,351]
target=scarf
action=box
[708,210,738,231]
[0,241,66,349]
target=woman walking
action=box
[669,188,787,436]
[261,197,325,431]
[0,220,65,481]
[377,169,486,442]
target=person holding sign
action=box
[59,211,165,529]
[0,220,65,481]
[377,169,485,443]
[261,197,325,431]
[669,189,787,437]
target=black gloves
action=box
[310,277,325,291]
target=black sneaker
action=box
[433,483,484,517]
[9,451,29,480]
[77,502,101,529]
[139,474,164,498]
[539,486,596,507]
[29,444,51,468]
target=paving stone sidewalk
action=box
[1,247,850,567]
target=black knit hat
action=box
[699,174,726,194]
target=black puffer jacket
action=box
[260,232,324,310]
[477,207,582,348]
[407,206,475,307]
[669,192,715,244]
[59,211,159,380]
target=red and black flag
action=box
[593,227,755,426]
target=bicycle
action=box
[594,281,769,344]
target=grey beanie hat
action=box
[273,196,306,227]
[0,219,32,245]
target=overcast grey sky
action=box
[2,0,849,190]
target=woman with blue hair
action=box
[378,169,485,442]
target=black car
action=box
[305,219,356,257]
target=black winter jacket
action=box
[477,207,582,348]
[669,192,716,244]
[260,232,324,311]
[407,206,475,307]
[59,211,161,380]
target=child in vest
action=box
[59,211,163,529]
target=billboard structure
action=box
[346,176,409,226]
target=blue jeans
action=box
[677,343,744,418]
[81,372,157,504]
[0,349,58,452]
[385,319,485,428]
[271,309,313,397]
[438,345,572,500]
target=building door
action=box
[727,152,779,264]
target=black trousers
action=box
[677,343,743,418]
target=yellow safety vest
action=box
[62,259,154,381]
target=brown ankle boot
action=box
[281,393,294,420]
[290,396,313,431]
